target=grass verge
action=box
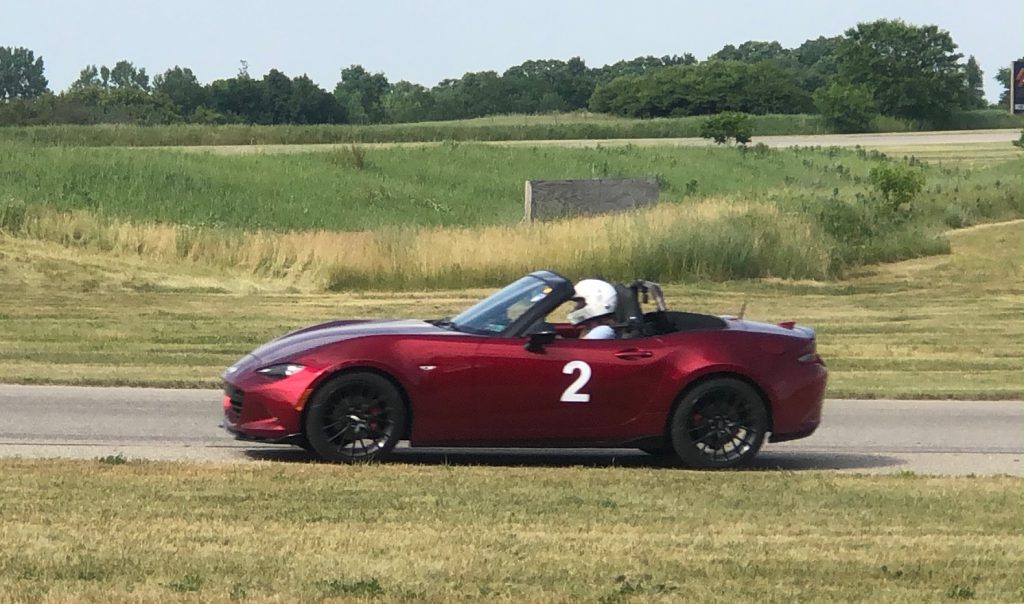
[1,221,1021,398]
[1,141,1020,232]
[2,141,902,231]
[0,459,1021,603]
[1,143,1020,287]
[0,109,1020,146]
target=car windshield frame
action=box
[449,274,569,336]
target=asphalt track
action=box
[0,385,1020,475]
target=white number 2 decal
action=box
[560,360,592,403]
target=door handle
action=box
[615,349,653,360]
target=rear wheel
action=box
[669,378,768,469]
[304,372,407,463]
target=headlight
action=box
[256,363,306,379]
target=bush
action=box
[813,83,878,133]
[868,163,925,219]
[699,112,753,145]
[0,199,28,233]
[946,109,1024,130]
[817,197,878,245]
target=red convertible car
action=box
[222,271,826,468]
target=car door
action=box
[468,336,671,443]
[394,335,487,445]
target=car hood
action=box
[250,319,452,364]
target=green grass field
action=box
[0,459,1020,603]
[1,141,1021,289]
[3,140,1018,232]
[1,141,907,230]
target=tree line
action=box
[0,19,1017,130]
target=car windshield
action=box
[449,276,554,335]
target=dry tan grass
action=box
[0,460,1020,603]
[408,200,781,275]
[11,199,829,288]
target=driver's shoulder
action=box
[582,325,616,340]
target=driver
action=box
[567,279,618,339]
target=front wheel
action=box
[304,372,407,463]
[669,378,768,469]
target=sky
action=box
[3,0,1021,102]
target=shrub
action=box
[699,112,753,145]
[0,198,28,233]
[817,197,877,245]
[868,163,925,219]
[813,83,879,133]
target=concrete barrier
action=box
[524,177,659,222]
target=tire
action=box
[669,377,768,469]
[304,372,407,463]
[292,435,315,452]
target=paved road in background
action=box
[174,128,1022,154]
[0,385,1020,475]
[497,128,1022,149]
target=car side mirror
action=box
[524,331,557,353]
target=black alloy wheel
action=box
[304,372,407,463]
[669,377,768,469]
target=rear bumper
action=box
[770,423,819,443]
[768,363,828,443]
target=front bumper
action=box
[221,369,318,442]
[221,410,300,444]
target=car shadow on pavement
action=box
[752,450,903,471]
[243,446,903,471]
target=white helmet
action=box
[567,279,617,325]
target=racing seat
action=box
[613,283,648,339]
